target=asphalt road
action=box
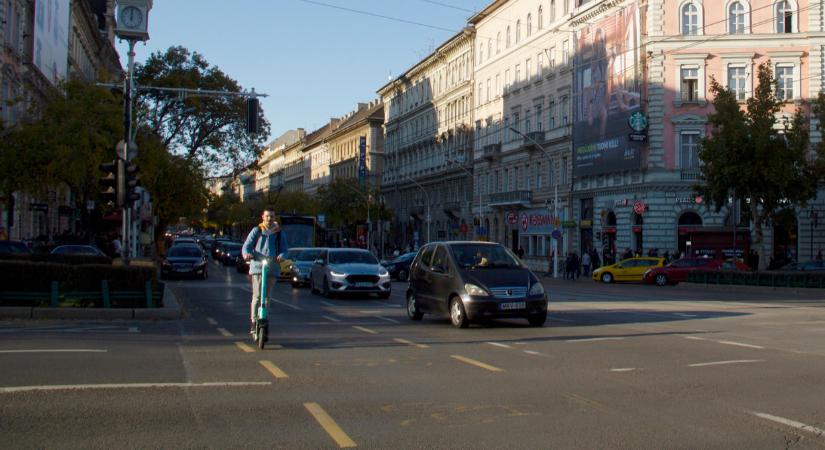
[2,259,825,449]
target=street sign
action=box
[506,212,518,225]
[551,230,562,240]
[317,214,326,226]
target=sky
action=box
[116,0,489,142]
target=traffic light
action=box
[124,161,141,203]
[99,160,122,206]
[246,97,259,134]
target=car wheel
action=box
[322,277,333,298]
[654,273,668,287]
[406,292,423,321]
[397,269,408,282]
[449,296,469,328]
[528,313,547,327]
[601,272,613,284]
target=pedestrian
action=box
[564,253,573,280]
[591,248,601,270]
[573,252,581,279]
[242,209,289,336]
[582,250,592,277]
[517,246,525,259]
[663,250,670,263]
[112,235,122,258]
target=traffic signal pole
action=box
[121,39,137,265]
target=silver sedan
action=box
[310,248,391,299]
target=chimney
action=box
[358,102,368,110]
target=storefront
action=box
[507,208,561,272]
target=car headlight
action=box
[288,264,294,271]
[379,269,389,277]
[162,260,171,267]
[464,283,489,296]
[529,282,545,296]
[330,270,346,277]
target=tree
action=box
[697,63,819,270]
[134,46,270,176]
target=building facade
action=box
[378,28,476,251]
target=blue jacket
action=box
[242,224,289,275]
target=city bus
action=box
[277,214,318,249]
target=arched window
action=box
[538,6,544,30]
[496,32,501,53]
[681,2,699,35]
[516,20,521,43]
[550,0,556,21]
[776,0,794,33]
[678,212,703,226]
[487,39,492,61]
[506,26,511,48]
[527,14,532,37]
[728,1,745,34]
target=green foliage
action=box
[697,63,819,269]
[0,260,156,293]
[135,46,270,176]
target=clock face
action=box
[119,6,143,29]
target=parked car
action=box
[0,240,31,255]
[381,252,417,281]
[289,248,325,288]
[161,244,208,280]
[643,257,749,286]
[50,245,107,257]
[406,241,547,328]
[778,260,825,271]
[592,257,665,283]
[310,248,391,299]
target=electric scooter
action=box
[253,255,271,349]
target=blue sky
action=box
[117,0,488,142]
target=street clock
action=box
[115,0,153,41]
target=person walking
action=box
[582,250,592,277]
[242,209,289,335]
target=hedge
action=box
[688,269,825,289]
[0,252,112,265]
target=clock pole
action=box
[120,38,138,265]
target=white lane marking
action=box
[0,349,107,354]
[750,411,825,437]
[322,315,340,323]
[567,337,625,343]
[320,301,336,307]
[272,299,302,311]
[549,316,574,322]
[217,328,233,337]
[486,342,513,349]
[374,316,399,324]
[377,302,400,308]
[359,310,382,314]
[684,336,708,341]
[716,340,765,349]
[689,359,764,367]
[127,327,139,333]
[206,318,218,325]
[352,326,378,335]
[523,350,544,356]
[0,381,273,394]
[610,368,638,372]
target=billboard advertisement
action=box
[358,135,367,185]
[33,0,70,86]
[573,2,642,176]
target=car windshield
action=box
[167,246,203,258]
[297,249,322,261]
[54,246,101,256]
[450,244,521,269]
[329,251,378,265]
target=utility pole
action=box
[446,157,479,240]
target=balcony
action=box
[481,143,501,161]
[681,169,701,181]
[523,131,546,151]
[488,190,532,209]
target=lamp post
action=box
[445,157,480,240]
[509,126,559,278]
[402,174,430,244]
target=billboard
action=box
[33,0,70,86]
[573,2,642,177]
[358,136,367,185]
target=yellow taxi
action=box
[592,257,665,283]
[278,248,305,279]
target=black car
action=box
[161,244,208,280]
[406,241,547,328]
[220,243,242,265]
[381,252,417,281]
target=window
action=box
[538,53,545,76]
[516,20,521,43]
[505,69,510,89]
[561,96,569,125]
[496,32,501,53]
[515,64,521,83]
[562,40,569,66]
[776,65,794,100]
[551,0,556,21]
[680,132,700,169]
[478,83,483,104]
[728,1,745,34]
[488,39,492,61]
[527,14,532,37]
[680,67,699,102]
[513,112,520,137]
[561,158,568,185]
[563,0,569,15]
[727,65,747,100]
[526,58,532,81]
[682,3,699,35]
[536,162,542,188]
[549,47,556,68]
[776,1,793,33]
[548,98,556,128]
[536,104,543,131]
[479,44,484,64]
[495,74,500,97]
[506,26,511,48]
[486,79,491,103]
[538,6,544,30]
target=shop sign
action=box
[632,226,642,233]
[603,226,617,233]
[613,199,629,207]
[676,196,704,204]
[29,203,48,212]
[580,220,593,228]
[562,220,577,229]
[506,211,518,225]
[633,200,646,215]
[518,209,560,234]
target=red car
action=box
[643,258,749,286]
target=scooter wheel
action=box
[257,327,266,349]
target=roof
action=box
[467,0,509,25]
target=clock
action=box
[119,6,143,29]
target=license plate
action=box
[175,266,191,272]
[353,282,373,287]
[499,301,526,310]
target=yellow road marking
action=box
[394,338,429,349]
[206,317,218,325]
[352,326,377,335]
[563,392,611,414]
[258,360,289,379]
[450,355,504,372]
[304,402,357,448]
[217,327,233,337]
[234,342,255,353]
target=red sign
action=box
[459,223,468,234]
[633,200,646,215]
[507,212,518,225]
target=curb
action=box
[0,285,183,321]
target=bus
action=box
[277,215,318,249]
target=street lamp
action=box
[509,126,559,279]
[446,157,480,240]
[402,173,431,244]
